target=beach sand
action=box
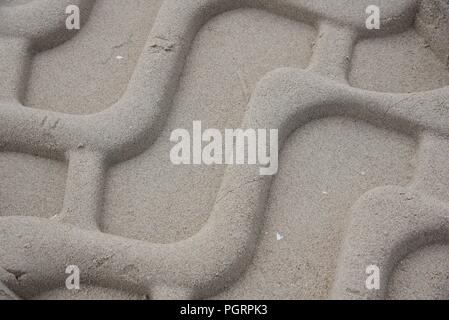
[1,0,449,300]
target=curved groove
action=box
[2,67,449,298]
[0,0,94,50]
[0,0,423,164]
[0,0,447,300]
[331,185,449,299]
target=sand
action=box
[103,8,316,244]
[1,0,449,300]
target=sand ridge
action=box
[1,0,449,300]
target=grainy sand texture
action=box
[1,0,449,300]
